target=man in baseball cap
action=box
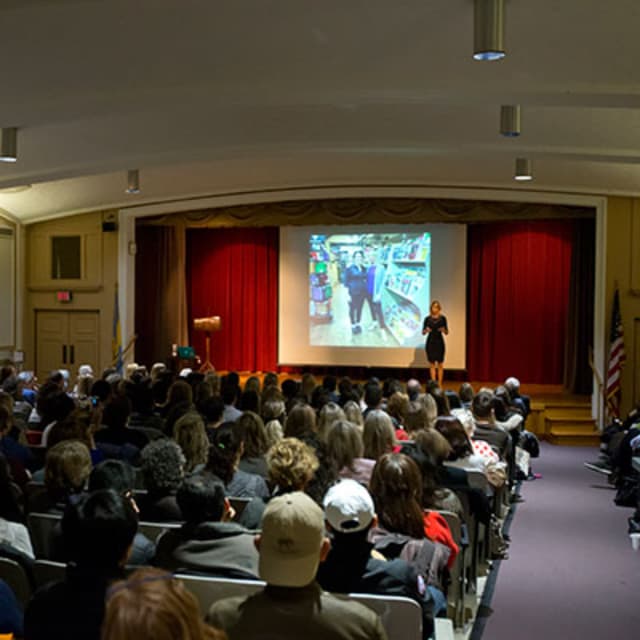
[207,491,387,639]
[318,479,436,640]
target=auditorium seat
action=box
[0,556,32,607]
[176,574,425,640]
[27,512,61,559]
[138,520,182,543]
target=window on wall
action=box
[51,236,81,279]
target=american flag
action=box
[606,289,626,418]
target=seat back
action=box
[177,574,422,640]
[23,481,49,514]
[138,520,182,543]
[33,559,66,587]
[0,556,32,607]
[27,511,62,559]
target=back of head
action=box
[38,389,76,426]
[317,401,346,439]
[103,568,226,640]
[404,400,428,436]
[364,382,382,409]
[102,396,132,430]
[262,372,279,390]
[280,378,299,400]
[362,409,394,460]
[177,474,226,524]
[141,439,185,494]
[369,453,424,539]
[200,395,225,424]
[45,440,92,499]
[472,390,494,420]
[173,411,209,472]
[266,437,319,492]
[221,383,238,407]
[322,375,337,393]
[459,382,475,404]
[342,400,364,427]
[406,378,422,401]
[89,459,135,493]
[386,392,410,424]
[258,491,325,587]
[325,420,364,470]
[434,416,472,460]
[414,429,452,465]
[236,411,268,458]
[206,422,242,485]
[430,387,451,416]
[284,403,316,438]
[504,377,520,394]
[168,380,193,406]
[62,488,137,571]
[238,390,260,414]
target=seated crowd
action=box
[0,362,533,639]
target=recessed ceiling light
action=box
[514,157,533,181]
[126,169,140,194]
[474,0,506,61]
[500,105,521,137]
[0,127,18,163]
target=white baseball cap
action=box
[323,479,375,534]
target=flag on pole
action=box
[606,288,626,418]
[112,284,123,374]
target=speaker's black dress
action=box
[423,314,448,363]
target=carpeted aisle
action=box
[479,443,640,640]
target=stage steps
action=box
[529,398,599,446]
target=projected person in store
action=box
[422,300,448,386]
[345,250,368,335]
[365,249,387,331]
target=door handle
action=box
[62,344,67,364]
[70,345,75,365]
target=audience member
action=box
[174,411,210,474]
[207,423,269,499]
[326,420,374,486]
[368,453,449,610]
[363,381,383,418]
[24,489,138,640]
[138,439,185,521]
[343,400,364,431]
[317,401,346,440]
[236,411,269,478]
[264,419,284,449]
[362,410,395,460]
[266,437,319,495]
[0,579,24,638]
[0,452,33,558]
[318,479,435,639]
[284,403,317,439]
[155,474,259,578]
[88,459,155,565]
[206,491,388,640]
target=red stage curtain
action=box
[187,228,279,372]
[467,220,574,384]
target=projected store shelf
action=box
[309,232,431,348]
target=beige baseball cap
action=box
[258,492,325,587]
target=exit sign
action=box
[56,290,72,303]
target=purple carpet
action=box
[479,443,640,640]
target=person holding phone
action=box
[422,300,448,387]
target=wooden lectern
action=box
[193,316,221,372]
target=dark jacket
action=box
[154,521,259,579]
[138,492,183,522]
[24,564,123,640]
[317,540,433,639]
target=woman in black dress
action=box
[422,300,448,387]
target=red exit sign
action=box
[56,290,72,303]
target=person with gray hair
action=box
[138,439,185,521]
[504,376,530,417]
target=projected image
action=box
[309,232,431,347]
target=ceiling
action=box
[0,0,638,223]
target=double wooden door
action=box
[36,311,99,379]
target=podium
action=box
[193,316,221,372]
